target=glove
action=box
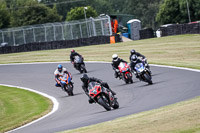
[116,69,119,72]
[101,82,107,86]
[142,58,147,62]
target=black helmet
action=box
[130,49,136,54]
[80,74,89,83]
[57,64,63,72]
[131,55,138,63]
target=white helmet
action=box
[112,54,118,61]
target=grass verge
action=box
[0,85,52,133]
[61,96,200,133]
[0,34,200,69]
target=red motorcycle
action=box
[88,82,119,111]
[118,62,133,84]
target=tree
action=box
[10,1,62,27]
[123,0,161,28]
[66,6,98,21]
[0,0,10,29]
[156,0,200,25]
[40,0,113,21]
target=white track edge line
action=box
[0,61,199,72]
[0,84,59,133]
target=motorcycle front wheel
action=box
[144,73,153,85]
[98,97,111,111]
[67,83,74,96]
[112,99,119,109]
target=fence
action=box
[0,15,112,46]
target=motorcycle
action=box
[134,62,153,85]
[59,73,74,96]
[88,82,119,111]
[118,62,133,84]
[74,55,87,73]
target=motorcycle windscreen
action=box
[88,82,100,90]
[135,63,145,72]
[118,62,126,69]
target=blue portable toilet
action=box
[127,19,141,40]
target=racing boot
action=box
[55,83,61,87]
[88,97,95,104]
[114,72,119,78]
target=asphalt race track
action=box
[1,62,200,133]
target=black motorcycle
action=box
[73,55,87,73]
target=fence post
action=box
[12,31,16,46]
[100,17,105,36]
[23,29,26,44]
[33,28,36,42]
[53,24,56,41]
[88,20,92,37]
[91,17,96,36]
[106,15,112,36]
[2,31,5,43]
[79,24,83,38]
[61,24,65,40]
[70,24,73,39]
[43,24,47,42]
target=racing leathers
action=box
[111,58,128,78]
[54,68,71,90]
[70,52,84,68]
[129,52,149,69]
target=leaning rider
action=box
[111,54,128,79]
[129,55,141,78]
[80,74,116,104]
[54,64,71,90]
[70,49,84,68]
[129,49,149,69]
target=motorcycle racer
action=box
[70,49,84,68]
[111,54,128,79]
[54,64,71,90]
[129,49,150,69]
[80,74,116,103]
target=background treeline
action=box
[0,0,200,29]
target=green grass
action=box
[0,34,200,69]
[0,86,52,132]
[61,97,200,133]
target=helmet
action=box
[80,74,89,83]
[112,54,119,62]
[57,64,63,72]
[131,55,138,63]
[130,49,136,54]
[71,49,75,53]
